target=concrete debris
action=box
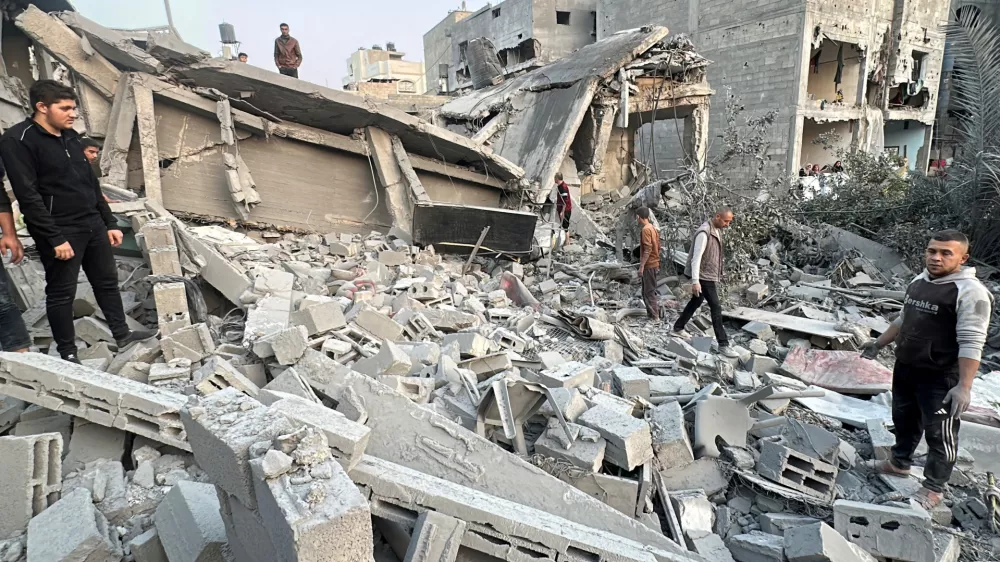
[0,8,992,562]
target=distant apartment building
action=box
[425,0,598,95]
[343,44,427,95]
[423,8,474,94]
[599,0,949,175]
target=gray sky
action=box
[72,0,489,88]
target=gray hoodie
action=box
[891,267,993,368]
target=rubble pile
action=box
[2,6,1000,562]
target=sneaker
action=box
[671,329,692,339]
[116,329,158,349]
[719,346,740,358]
[61,353,82,365]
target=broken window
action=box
[806,40,861,108]
[492,7,501,18]
[557,11,571,25]
[911,51,927,82]
[397,80,416,93]
[800,118,855,170]
[459,41,469,63]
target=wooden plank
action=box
[723,307,853,340]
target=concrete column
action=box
[915,122,934,173]
[683,104,709,175]
[132,78,162,202]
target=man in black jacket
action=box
[0,80,153,363]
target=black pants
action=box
[36,229,129,357]
[279,67,299,78]
[642,267,660,320]
[674,280,728,346]
[0,258,31,351]
[890,362,961,493]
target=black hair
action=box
[280,23,289,28]
[238,52,248,58]
[636,206,650,220]
[81,138,101,149]
[932,229,970,248]
[29,80,77,114]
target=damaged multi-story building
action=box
[426,0,599,95]
[599,0,950,174]
[342,43,427,96]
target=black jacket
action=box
[0,118,115,247]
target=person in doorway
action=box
[554,172,572,246]
[636,206,661,320]
[832,160,844,173]
[238,52,249,63]
[274,23,303,78]
[672,208,738,358]
[862,230,991,508]
[0,160,31,354]
[0,80,154,364]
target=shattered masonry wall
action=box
[422,10,474,94]
[418,172,501,207]
[448,0,597,90]
[603,0,804,176]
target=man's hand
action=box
[0,235,24,264]
[861,340,881,360]
[638,264,645,276]
[108,230,124,247]
[692,282,702,297]
[54,242,75,260]
[943,384,972,418]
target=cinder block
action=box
[353,340,413,377]
[0,432,62,539]
[262,368,319,403]
[578,405,652,471]
[180,389,296,509]
[216,487,281,562]
[612,366,651,399]
[26,487,122,561]
[291,301,346,336]
[194,357,260,398]
[268,397,370,471]
[666,337,698,359]
[161,323,214,361]
[832,500,934,562]
[536,388,589,422]
[536,361,596,389]
[532,427,606,472]
[129,528,168,562]
[63,419,127,476]
[746,284,769,304]
[271,326,309,366]
[757,441,837,500]
[866,418,895,462]
[403,511,466,562]
[355,309,404,341]
[648,401,694,469]
[441,332,492,358]
[155,481,226,562]
[785,521,876,562]
[759,513,820,536]
[153,282,190,335]
[726,532,785,562]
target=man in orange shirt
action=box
[637,206,661,320]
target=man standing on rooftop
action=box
[274,23,303,78]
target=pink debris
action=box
[779,346,893,394]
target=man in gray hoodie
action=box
[863,230,992,508]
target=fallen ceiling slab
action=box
[56,11,163,74]
[412,203,538,255]
[170,60,523,182]
[723,307,854,340]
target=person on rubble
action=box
[238,52,249,63]
[0,160,31,354]
[862,230,992,509]
[554,172,572,246]
[81,137,100,164]
[274,23,303,78]
[636,206,661,321]
[0,80,155,364]
[671,207,739,358]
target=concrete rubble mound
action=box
[0,5,998,562]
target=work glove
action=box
[860,340,881,360]
[943,385,972,418]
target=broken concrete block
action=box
[270,326,309,366]
[130,528,168,562]
[536,361,596,389]
[866,418,895,462]
[578,405,652,471]
[26,487,122,561]
[379,375,436,404]
[63,419,127,476]
[832,500,934,562]
[62,459,130,525]
[0,432,62,539]
[659,458,729,495]
[536,388,588,422]
[194,357,260,398]
[153,282,191,335]
[180,389,296,509]
[690,533,736,561]
[693,397,753,458]
[262,368,319,403]
[648,401,694,469]
[539,279,559,294]
[249,437,373,562]
[161,323,215,362]
[746,284,769,304]
[74,316,114,346]
[441,332,492,358]
[781,419,840,465]
[727,532,785,562]
[353,340,413,377]
[747,354,780,375]
[420,308,479,332]
[757,441,837,500]
[734,371,759,391]
[785,521,876,562]
[291,301,346,336]
[0,395,25,434]
[268,397,370,471]
[759,513,820,536]
[560,470,639,516]
[533,426,606,472]
[155,481,226,562]
[670,489,714,539]
[742,321,775,341]
[612,366,650,399]
[666,337,698,359]
[355,308,405,340]
[403,510,466,562]
[148,362,190,384]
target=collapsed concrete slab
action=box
[784,521,876,562]
[0,432,62,540]
[0,353,189,451]
[832,500,934,562]
[26,487,122,562]
[403,511,466,562]
[268,396,371,471]
[354,455,702,562]
[295,349,685,554]
[56,11,164,74]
